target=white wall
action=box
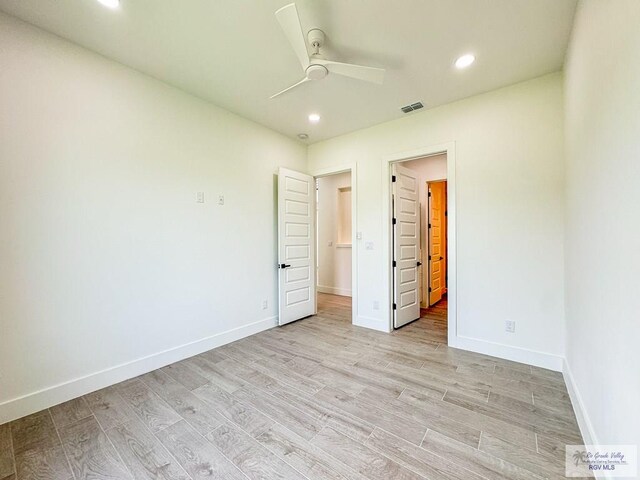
[317,172,352,297]
[402,154,447,307]
[0,13,307,423]
[563,0,640,449]
[309,73,566,369]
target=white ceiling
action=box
[0,0,577,143]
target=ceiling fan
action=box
[270,3,386,99]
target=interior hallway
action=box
[1,292,587,480]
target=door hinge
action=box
[429,287,432,293]
[392,217,397,225]
[428,223,432,228]
[445,211,448,216]
[391,175,396,182]
[393,303,397,310]
[428,192,431,197]
[393,260,397,267]
[428,255,432,260]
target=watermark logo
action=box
[566,445,637,477]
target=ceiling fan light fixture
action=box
[455,53,475,69]
[308,113,321,124]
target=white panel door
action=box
[278,167,316,326]
[393,163,421,328]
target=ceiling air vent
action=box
[400,102,424,113]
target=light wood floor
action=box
[0,293,586,480]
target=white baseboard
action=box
[0,315,278,425]
[563,358,598,443]
[563,359,610,479]
[317,285,352,297]
[451,335,564,371]
[354,315,390,333]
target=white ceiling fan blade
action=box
[275,3,309,70]
[317,59,385,85]
[270,77,311,99]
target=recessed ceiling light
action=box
[97,0,120,9]
[308,113,321,124]
[297,133,309,140]
[455,54,475,69]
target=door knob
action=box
[417,261,422,266]
[279,264,291,269]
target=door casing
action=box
[309,164,358,327]
[382,143,456,344]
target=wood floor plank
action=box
[192,382,274,438]
[49,397,92,429]
[311,427,425,480]
[494,366,566,390]
[365,427,486,480]
[256,423,361,480]
[249,355,326,396]
[139,369,225,435]
[314,386,427,446]
[357,386,481,448]
[233,386,321,441]
[0,423,15,479]
[85,385,139,431]
[479,432,567,479]
[488,391,580,433]
[117,379,182,434]
[443,390,582,444]
[59,415,133,479]
[161,360,210,391]
[155,420,246,480]
[10,410,59,454]
[206,423,304,480]
[198,349,228,365]
[273,386,374,443]
[12,445,74,480]
[421,429,544,480]
[9,410,74,480]
[398,388,538,450]
[105,416,190,480]
[183,355,247,393]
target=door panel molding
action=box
[278,167,316,325]
[392,163,421,328]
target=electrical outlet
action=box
[196,192,205,203]
[373,301,379,310]
[505,320,516,333]
[262,300,268,310]
[218,195,225,205]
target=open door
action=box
[278,167,316,325]
[428,181,447,305]
[392,163,421,328]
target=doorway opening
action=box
[390,152,449,340]
[315,171,353,324]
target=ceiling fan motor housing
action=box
[307,28,325,48]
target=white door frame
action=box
[310,163,358,326]
[382,143,456,344]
